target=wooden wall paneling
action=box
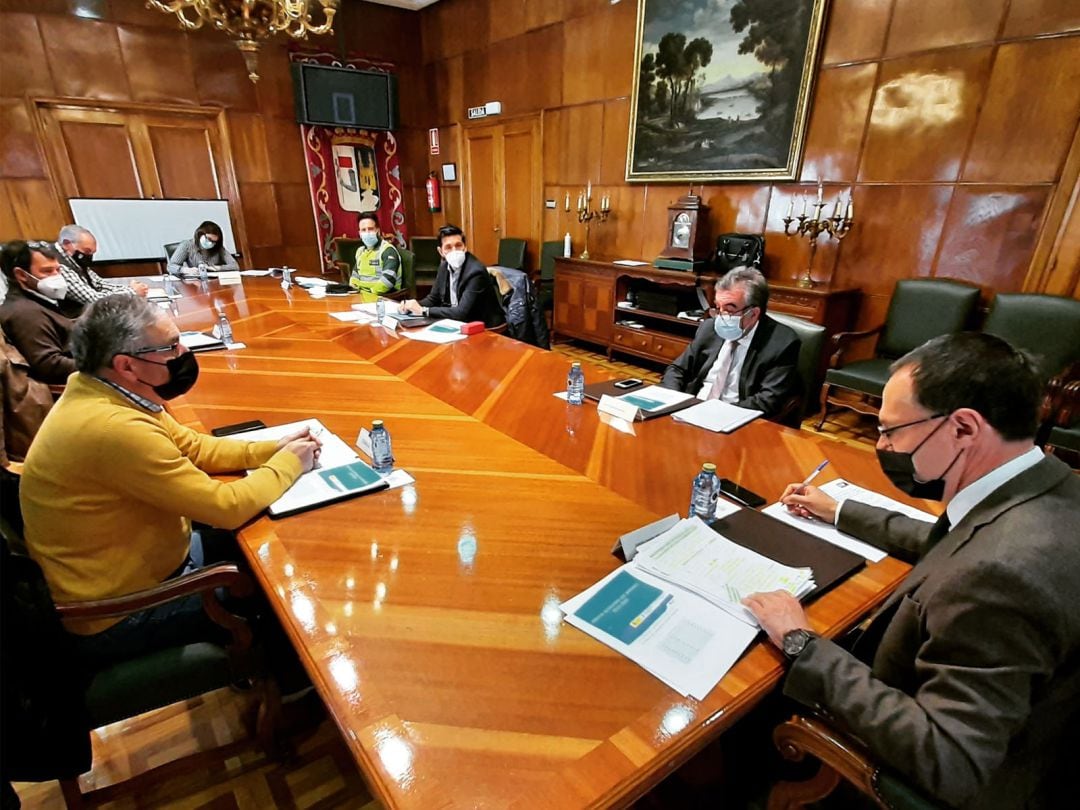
[461,124,500,261]
[146,124,219,199]
[255,43,297,121]
[117,25,200,105]
[501,117,542,268]
[589,185,645,260]
[525,25,564,114]
[561,11,610,106]
[489,0,527,44]
[438,55,465,127]
[1003,0,1080,38]
[0,181,18,239]
[56,119,144,198]
[933,186,1051,293]
[525,0,563,31]
[762,184,842,286]
[237,183,281,248]
[857,45,993,183]
[278,243,321,273]
[0,13,55,98]
[559,103,604,186]
[189,35,259,112]
[263,118,307,184]
[409,185,434,236]
[600,99,629,186]
[38,15,131,101]
[227,113,272,184]
[461,49,491,112]
[0,178,66,239]
[833,185,954,296]
[821,0,893,65]
[0,100,47,179]
[274,182,318,247]
[104,0,181,29]
[395,63,426,130]
[641,185,682,262]
[962,37,1080,184]
[1025,121,1080,294]
[885,0,1007,56]
[703,184,772,243]
[487,38,530,118]
[124,114,165,199]
[542,108,563,187]
[600,0,637,100]
[398,128,429,189]
[208,110,250,265]
[799,63,877,183]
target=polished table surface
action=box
[163,278,927,809]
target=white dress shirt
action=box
[697,321,758,402]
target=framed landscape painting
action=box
[626,0,829,182]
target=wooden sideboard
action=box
[553,257,860,366]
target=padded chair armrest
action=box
[828,325,884,368]
[382,289,410,302]
[774,715,880,799]
[1038,363,1080,443]
[1055,379,1080,427]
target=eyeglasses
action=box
[130,339,182,357]
[877,414,946,442]
[26,240,53,250]
[708,305,753,320]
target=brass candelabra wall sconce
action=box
[564,183,610,260]
[782,181,855,288]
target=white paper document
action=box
[561,565,759,699]
[216,270,243,285]
[239,269,273,277]
[672,399,762,433]
[612,259,649,266]
[179,331,225,352]
[329,310,377,323]
[761,478,936,562]
[402,319,469,344]
[233,419,388,517]
[615,385,695,413]
[352,300,402,315]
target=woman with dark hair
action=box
[166,221,239,277]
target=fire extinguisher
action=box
[425,172,442,213]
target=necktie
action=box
[449,269,459,307]
[706,340,736,400]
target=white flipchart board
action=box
[68,198,238,262]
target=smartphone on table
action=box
[718,478,767,508]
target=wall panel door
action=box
[464,123,501,263]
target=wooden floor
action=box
[14,341,877,810]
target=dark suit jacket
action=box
[418,253,506,329]
[660,314,801,420]
[785,455,1080,809]
[0,288,76,385]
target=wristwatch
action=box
[781,628,816,661]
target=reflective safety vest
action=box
[351,240,401,291]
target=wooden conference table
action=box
[162,277,925,809]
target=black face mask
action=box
[72,250,93,269]
[132,351,200,400]
[876,415,963,500]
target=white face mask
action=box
[361,232,380,249]
[712,312,745,341]
[34,274,68,301]
[198,235,216,251]
[445,249,466,270]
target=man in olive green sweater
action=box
[21,295,321,675]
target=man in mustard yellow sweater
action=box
[21,295,321,672]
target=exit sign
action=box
[467,106,487,120]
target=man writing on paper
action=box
[743,333,1080,809]
[399,224,506,329]
[21,295,321,679]
[348,212,402,299]
[660,267,801,422]
[55,224,148,314]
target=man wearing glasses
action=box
[743,333,1079,808]
[660,266,801,421]
[20,295,322,680]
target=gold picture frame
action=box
[625,0,830,183]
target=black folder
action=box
[711,508,866,601]
[582,379,697,421]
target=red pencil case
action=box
[460,321,485,335]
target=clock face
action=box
[672,213,692,249]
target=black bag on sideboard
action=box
[713,233,765,273]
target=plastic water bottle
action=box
[163,272,175,298]
[370,419,394,473]
[198,262,209,284]
[689,462,720,521]
[215,303,234,345]
[376,296,386,321]
[567,362,584,405]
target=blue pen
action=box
[797,459,829,492]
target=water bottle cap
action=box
[702,463,716,472]
[372,419,384,428]
[571,362,581,369]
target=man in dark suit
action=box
[661,267,801,421]
[400,224,506,329]
[744,333,1079,809]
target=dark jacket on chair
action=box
[418,253,506,329]
[660,314,801,420]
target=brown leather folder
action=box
[582,379,696,421]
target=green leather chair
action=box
[768,312,826,426]
[982,293,1080,382]
[496,237,527,271]
[538,240,562,312]
[816,279,980,429]
[330,237,363,283]
[163,241,182,261]
[409,236,441,292]
[383,247,415,301]
[331,239,412,299]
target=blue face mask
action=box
[361,232,379,249]
[712,313,745,341]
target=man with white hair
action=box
[55,224,148,313]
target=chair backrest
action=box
[397,247,416,296]
[497,238,527,271]
[331,237,363,268]
[540,240,562,282]
[409,236,442,283]
[768,312,826,418]
[983,293,1080,382]
[877,279,980,359]
[163,242,182,261]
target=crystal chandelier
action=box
[146,0,341,83]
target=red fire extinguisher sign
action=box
[426,172,442,213]
[428,128,440,155]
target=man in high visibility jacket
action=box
[349,212,401,300]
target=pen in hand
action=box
[796,459,829,494]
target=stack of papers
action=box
[179,331,225,352]
[561,516,813,698]
[672,399,762,433]
[401,319,469,344]
[762,478,936,562]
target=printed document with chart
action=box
[561,516,814,699]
